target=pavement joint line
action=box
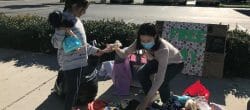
[2,75,57,110]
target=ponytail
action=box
[63,0,89,12]
[63,0,72,12]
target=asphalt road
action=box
[0,0,250,30]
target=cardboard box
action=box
[203,52,225,78]
[207,24,228,37]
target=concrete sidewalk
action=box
[0,48,250,110]
[0,48,115,110]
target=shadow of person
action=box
[35,93,64,110]
[97,84,144,108]
[0,48,59,71]
[170,74,227,105]
[247,99,250,110]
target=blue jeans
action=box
[137,60,184,103]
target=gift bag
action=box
[111,57,132,96]
[183,80,210,101]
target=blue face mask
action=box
[141,41,155,49]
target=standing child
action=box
[50,0,107,110]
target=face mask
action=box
[141,40,155,49]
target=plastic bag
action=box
[196,100,211,110]
[98,61,114,79]
[63,36,82,53]
[183,80,210,101]
[210,103,224,110]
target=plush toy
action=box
[48,10,77,28]
[184,99,199,110]
[105,40,123,52]
[48,10,82,53]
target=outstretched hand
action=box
[105,40,123,52]
[94,40,123,56]
[95,45,115,56]
[94,44,117,56]
[95,49,105,57]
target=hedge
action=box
[0,13,138,61]
[0,13,249,78]
[0,13,54,53]
[224,29,250,78]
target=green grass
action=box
[220,2,250,8]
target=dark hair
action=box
[136,23,160,51]
[63,0,89,12]
[48,10,77,28]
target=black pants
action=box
[56,70,64,84]
[137,60,184,103]
[63,67,82,110]
[63,64,98,110]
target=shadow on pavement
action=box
[235,9,250,17]
[35,93,65,110]
[97,74,250,106]
[0,4,50,9]
[97,85,144,106]
[4,48,248,108]
[248,99,250,110]
[0,48,59,70]
[0,2,64,10]
[35,74,250,109]
[171,74,250,105]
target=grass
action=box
[220,2,250,8]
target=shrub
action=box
[1,14,249,78]
[0,14,138,61]
[0,13,55,53]
[83,19,138,61]
[224,28,250,78]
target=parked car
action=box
[196,0,220,6]
[143,0,187,5]
[110,0,134,4]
